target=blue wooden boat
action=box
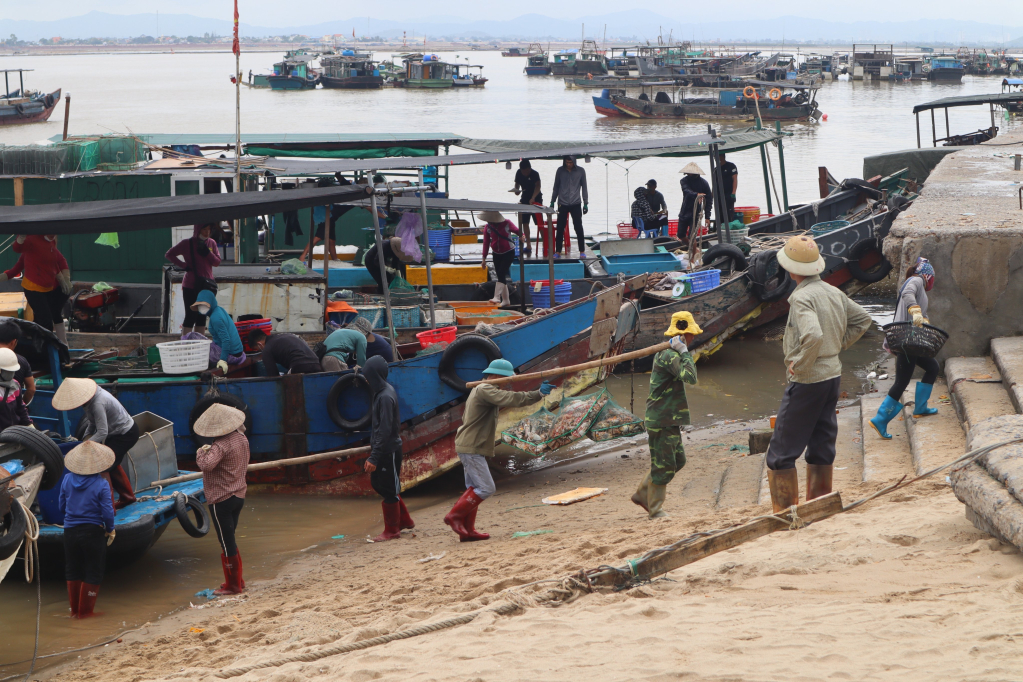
[268,59,320,90]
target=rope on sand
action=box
[215,602,521,679]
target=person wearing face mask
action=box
[189,290,245,373]
[165,224,222,334]
[0,348,32,430]
[2,235,72,342]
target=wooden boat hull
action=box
[0,89,60,127]
[551,62,608,76]
[927,68,964,82]
[404,79,454,89]
[320,75,384,89]
[524,66,552,76]
[269,76,319,90]
[610,95,814,121]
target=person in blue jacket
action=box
[190,290,245,372]
[59,440,117,619]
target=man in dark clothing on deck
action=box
[719,153,739,223]
[644,179,670,235]
[512,159,542,256]
[365,332,394,362]
[549,155,589,258]
[678,162,712,244]
[361,356,414,542]
[247,330,321,376]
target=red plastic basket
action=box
[416,325,457,349]
[616,221,679,239]
[236,318,273,353]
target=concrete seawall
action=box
[883,131,1023,360]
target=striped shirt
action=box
[196,431,250,504]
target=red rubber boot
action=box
[444,489,485,541]
[371,501,402,542]
[109,465,136,510]
[67,580,82,618]
[463,504,490,542]
[397,497,415,530]
[214,554,243,595]
[77,583,101,618]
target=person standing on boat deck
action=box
[53,378,140,510]
[549,155,589,259]
[194,403,250,595]
[444,360,554,541]
[364,237,415,292]
[247,330,322,376]
[0,322,36,405]
[362,356,415,542]
[870,257,940,439]
[480,211,522,308]
[678,163,712,245]
[645,179,670,235]
[632,312,700,519]
[718,153,739,223]
[321,317,373,371]
[190,290,245,373]
[59,440,116,618]
[512,159,541,256]
[765,236,871,512]
[165,223,222,335]
[0,348,32,430]
[300,176,351,263]
[2,235,72,342]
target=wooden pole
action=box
[322,204,331,330]
[418,168,436,329]
[152,445,372,488]
[62,94,71,141]
[371,192,399,358]
[465,341,671,389]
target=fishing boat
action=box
[402,55,458,88]
[320,52,384,89]
[523,44,551,75]
[502,46,538,57]
[452,64,487,88]
[926,56,965,82]
[550,41,608,76]
[598,81,821,122]
[245,70,271,88]
[268,57,320,90]
[0,458,43,584]
[1003,79,1023,114]
[0,69,61,127]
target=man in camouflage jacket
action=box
[632,311,702,518]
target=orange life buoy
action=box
[768,88,783,101]
[743,85,757,99]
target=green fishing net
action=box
[586,396,645,442]
[501,388,611,456]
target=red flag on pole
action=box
[232,0,240,55]
[352,27,356,38]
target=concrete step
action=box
[860,393,915,482]
[900,377,966,475]
[991,337,1023,414]
[715,454,764,509]
[945,356,1016,433]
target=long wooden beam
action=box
[152,445,371,488]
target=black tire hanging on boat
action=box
[750,250,796,303]
[642,104,653,115]
[326,372,372,431]
[438,334,503,393]
[673,105,684,116]
[0,500,27,561]
[847,238,893,283]
[0,425,65,491]
[189,393,253,447]
[174,494,210,538]
[701,243,747,275]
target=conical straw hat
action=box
[679,162,705,175]
[65,440,115,476]
[194,403,246,438]
[52,377,98,411]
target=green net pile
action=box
[500,388,611,456]
[587,397,644,442]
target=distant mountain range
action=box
[2,10,1021,46]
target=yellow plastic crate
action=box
[406,264,488,286]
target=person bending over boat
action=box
[480,210,522,308]
[165,224,222,335]
[189,290,245,372]
[870,257,940,439]
[53,378,140,509]
[364,237,414,292]
[0,348,31,430]
[549,155,589,258]
[321,317,373,371]
[362,356,415,542]
[443,360,553,541]
[194,403,250,595]
[0,322,36,405]
[247,329,322,376]
[678,163,712,245]
[365,331,394,362]
[1,235,72,342]
[60,440,116,618]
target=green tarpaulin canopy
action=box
[246,146,437,159]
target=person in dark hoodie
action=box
[59,440,116,618]
[0,348,32,430]
[361,356,414,542]
[165,224,222,334]
[190,290,245,372]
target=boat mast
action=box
[233,0,242,263]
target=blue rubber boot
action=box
[869,395,903,439]
[913,382,939,417]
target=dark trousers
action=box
[766,377,842,471]
[370,449,403,504]
[64,525,106,583]
[104,422,140,471]
[888,354,940,401]
[210,495,244,557]
[181,287,209,330]
[556,204,585,254]
[24,288,68,332]
[725,193,736,223]
[492,249,515,285]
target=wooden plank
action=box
[590,491,843,587]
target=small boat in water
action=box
[320,52,384,89]
[551,41,608,76]
[502,47,538,57]
[268,57,320,90]
[0,69,61,127]
[453,64,488,87]
[525,51,552,76]
[596,81,821,122]
[926,56,965,82]
[401,54,458,88]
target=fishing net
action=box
[502,388,611,456]
[587,397,645,442]
[501,406,558,456]
[389,274,417,293]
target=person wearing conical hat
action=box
[53,378,139,510]
[59,440,116,618]
[678,162,712,245]
[632,311,701,519]
[479,210,522,308]
[764,236,871,512]
[194,403,250,595]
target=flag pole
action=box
[233,0,242,263]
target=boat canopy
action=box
[912,92,1023,113]
[351,197,555,213]
[742,80,818,90]
[1003,78,1023,87]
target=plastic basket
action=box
[683,269,721,293]
[616,221,679,239]
[390,305,422,328]
[882,322,949,359]
[235,318,273,353]
[416,326,458,349]
[735,206,760,224]
[810,220,851,238]
[157,339,212,374]
[352,305,386,329]
[427,229,452,261]
[530,280,572,309]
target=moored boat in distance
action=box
[502,46,538,57]
[268,56,320,90]
[0,69,61,127]
[453,64,488,87]
[597,81,821,122]
[524,43,551,75]
[551,40,608,76]
[320,52,384,89]
[402,54,457,88]
[926,56,965,82]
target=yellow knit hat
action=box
[664,311,704,337]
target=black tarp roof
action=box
[912,92,1023,113]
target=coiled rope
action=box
[18,497,40,682]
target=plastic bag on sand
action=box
[281,258,308,275]
[587,396,644,442]
[501,388,610,456]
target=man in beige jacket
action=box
[766,235,872,512]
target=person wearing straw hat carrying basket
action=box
[194,403,250,595]
[53,378,140,510]
[765,236,871,511]
[59,440,116,618]
[479,210,522,308]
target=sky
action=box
[2,0,1022,25]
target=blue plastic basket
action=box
[683,269,721,294]
[428,229,452,261]
[810,220,850,238]
[390,305,422,328]
[530,281,572,309]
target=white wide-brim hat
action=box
[776,235,826,276]
[52,377,98,411]
[65,440,115,476]
[193,402,246,438]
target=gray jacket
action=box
[894,276,928,323]
[551,166,588,206]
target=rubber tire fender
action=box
[701,243,748,274]
[750,250,796,303]
[0,425,65,490]
[189,393,253,447]
[174,494,210,538]
[0,500,27,561]
[326,372,372,431]
[642,103,653,115]
[438,334,503,393]
[846,238,893,283]
[672,105,684,116]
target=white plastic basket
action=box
[157,339,212,374]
